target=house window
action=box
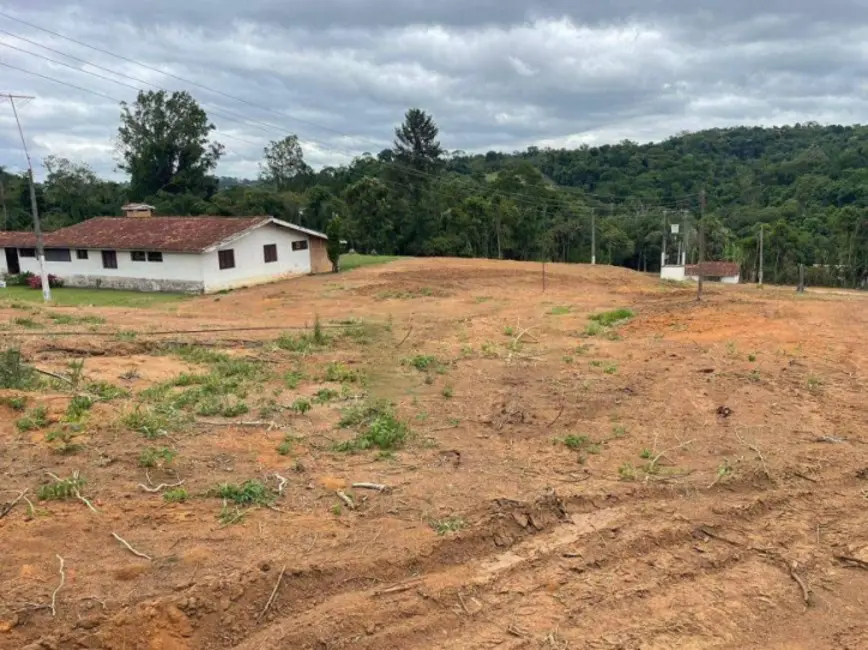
[76,250,88,260]
[291,240,309,251]
[44,248,71,262]
[19,248,35,258]
[218,249,235,270]
[147,251,163,262]
[102,250,118,269]
[263,244,278,263]
[131,251,146,262]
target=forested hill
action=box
[2,92,867,288]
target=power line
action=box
[0,14,703,210]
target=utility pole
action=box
[758,223,764,285]
[661,210,667,269]
[5,94,51,301]
[591,209,596,265]
[697,189,706,302]
[0,175,8,230]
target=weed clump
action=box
[334,399,409,452]
[38,473,86,501]
[0,348,38,390]
[16,405,49,432]
[588,308,634,326]
[212,480,273,506]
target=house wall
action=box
[686,274,740,284]
[660,265,686,281]
[15,249,205,293]
[309,237,332,274]
[202,223,311,293]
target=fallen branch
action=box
[257,564,286,620]
[0,488,29,520]
[547,402,565,428]
[395,325,413,348]
[50,555,65,617]
[835,555,868,570]
[513,326,539,346]
[274,474,287,495]
[789,562,811,605]
[647,439,696,474]
[736,432,772,480]
[352,482,389,492]
[34,367,75,385]
[373,578,424,596]
[792,471,818,484]
[336,490,355,510]
[75,489,99,514]
[196,420,277,428]
[112,532,152,561]
[138,479,184,493]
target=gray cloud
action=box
[1,1,867,180]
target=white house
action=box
[661,261,741,284]
[0,204,330,293]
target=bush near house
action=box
[27,274,64,289]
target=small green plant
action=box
[460,345,473,358]
[562,434,590,451]
[0,347,38,390]
[748,354,757,362]
[87,381,129,401]
[503,325,515,336]
[314,387,340,404]
[65,395,94,421]
[603,364,618,375]
[588,308,634,326]
[218,504,246,526]
[589,360,603,368]
[116,330,138,341]
[474,296,493,303]
[11,317,41,329]
[290,398,312,415]
[612,425,627,438]
[405,355,438,371]
[726,341,738,358]
[1,395,27,411]
[807,375,822,391]
[549,305,571,316]
[37,473,86,501]
[330,504,342,516]
[122,404,183,439]
[138,447,177,468]
[334,401,409,452]
[173,345,230,365]
[639,448,653,459]
[212,479,273,506]
[66,360,85,389]
[220,401,249,418]
[430,517,466,535]
[583,322,604,337]
[16,405,49,432]
[748,370,761,383]
[258,399,280,419]
[481,341,498,358]
[562,355,574,364]
[45,427,83,455]
[618,462,637,481]
[276,434,296,456]
[163,488,188,503]
[324,361,361,383]
[441,385,454,398]
[284,369,305,389]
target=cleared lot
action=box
[2,258,868,649]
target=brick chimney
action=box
[122,203,155,218]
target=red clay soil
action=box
[2,258,868,649]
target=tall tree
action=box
[260,135,310,191]
[393,108,443,175]
[116,90,224,199]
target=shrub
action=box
[588,308,634,327]
[16,405,49,432]
[334,401,409,452]
[0,348,38,389]
[27,273,64,289]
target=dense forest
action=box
[2,89,868,287]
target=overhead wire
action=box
[0,12,704,211]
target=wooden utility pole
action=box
[697,189,706,302]
[797,263,805,293]
[758,223,764,285]
[591,209,596,265]
[5,94,51,301]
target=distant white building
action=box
[0,204,330,293]
[661,261,741,284]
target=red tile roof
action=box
[0,216,271,252]
[685,261,740,277]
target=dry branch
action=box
[736,432,772,480]
[835,555,868,570]
[257,564,286,620]
[34,367,75,385]
[0,488,29,520]
[50,555,65,617]
[395,325,413,348]
[274,474,288,495]
[112,532,152,561]
[336,490,355,510]
[352,482,389,492]
[647,439,696,474]
[138,479,184,493]
[789,562,811,605]
[373,578,424,596]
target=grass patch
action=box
[1,395,27,411]
[0,286,187,307]
[558,435,601,455]
[441,385,453,398]
[122,403,186,439]
[430,517,466,535]
[549,305,571,315]
[139,447,177,468]
[376,287,435,300]
[37,473,86,501]
[603,364,618,375]
[45,427,83,455]
[583,322,604,337]
[290,398,313,415]
[11,316,42,329]
[46,312,106,326]
[284,369,305,389]
[276,434,298,456]
[163,488,188,503]
[212,479,273,506]
[335,399,409,452]
[0,348,39,390]
[277,317,331,353]
[588,308,634,327]
[16,405,49,432]
[324,361,362,383]
[87,381,129,401]
[339,253,401,272]
[314,387,340,404]
[65,395,94,421]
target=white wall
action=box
[15,249,204,292]
[202,223,311,292]
[686,274,740,284]
[660,265,686,281]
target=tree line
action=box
[2,89,867,286]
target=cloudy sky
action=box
[1,1,867,180]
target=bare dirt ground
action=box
[2,258,868,650]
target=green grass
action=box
[37,473,86,501]
[588,308,634,327]
[549,305,571,315]
[290,398,313,415]
[211,480,273,506]
[334,400,409,452]
[46,312,106,326]
[430,517,466,535]
[323,361,362,383]
[10,317,42,329]
[0,348,39,390]
[16,405,49,432]
[583,322,604,337]
[284,369,305,389]
[1,395,27,411]
[339,253,401,272]
[314,387,340,404]
[139,447,177,468]
[0,286,187,307]
[163,488,188,503]
[45,427,83,455]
